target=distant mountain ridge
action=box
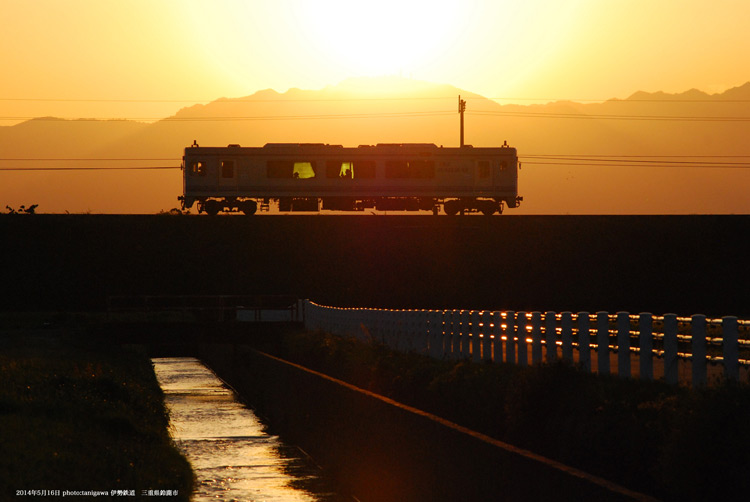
[624,81,750,101]
[2,77,749,214]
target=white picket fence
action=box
[303,300,750,386]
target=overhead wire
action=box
[0,110,456,122]
[3,109,748,123]
[3,154,750,171]
[2,95,750,103]
[518,154,750,169]
[468,110,750,122]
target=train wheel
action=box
[242,200,257,215]
[481,201,498,216]
[444,200,460,216]
[204,200,221,216]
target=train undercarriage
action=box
[190,196,523,216]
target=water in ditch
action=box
[152,357,346,502]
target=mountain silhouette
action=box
[1,77,749,214]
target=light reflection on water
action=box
[152,357,338,502]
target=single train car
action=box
[179,142,522,215]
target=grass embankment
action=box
[253,329,750,502]
[0,328,194,499]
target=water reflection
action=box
[153,357,341,502]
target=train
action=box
[179,141,522,215]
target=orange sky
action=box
[2,0,749,124]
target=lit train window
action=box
[478,161,490,178]
[266,160,316,179]
[189,162,206,176]
[325,160,353,179]
[221,160,234,178]
[293,162,316,179]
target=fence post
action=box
[617,311,631,378]
[517,312,528,366]
[663,314,678,385]
[462,310,472,358]
[482,311,493,362]
[448,310,458,359]
[597,312,610,375]
[578,312,591,372]
[471,311,482,362]
[692,314,707,387]
[453,310,462,357]
[638,312,654,380]
[531,312,542,364]
[639,313,653,380]
[545,311,557,363]
[723,316,739,382]
[505,311,516,364]
[490,311,502,362]
[561,312,572,363]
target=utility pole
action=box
[458,95,466,147]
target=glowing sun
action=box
[294,0,468,76]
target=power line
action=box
[4,156,750,171]
[4,109,749,123]
[523,154,750,158]
[519,159,750,169]
[521,155,750,166]
[0,111,455,122]
[0,167,179,171]
[469,110,750,122]
[2,95,750,104]
[0,158,179,161]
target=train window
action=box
[354,160,376,178]
[266,160,316,179]
[293,162,316,179]
[478,161,490,178]
[267,160,293,178]
[325,160,353,179]
[410,159,435,178]
[385,160,404,178]
[385,159,435,178]
[188,161,206,177]
[221,160,235,178]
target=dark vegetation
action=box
[4,204,37,214]
[222,328,750,502]
[0,326,194,499]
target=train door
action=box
[493,158,515,195]
[475,160,493,193]
[218,159,237,190]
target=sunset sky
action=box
[3,0,749,124]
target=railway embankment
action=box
[1,214,748,317]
